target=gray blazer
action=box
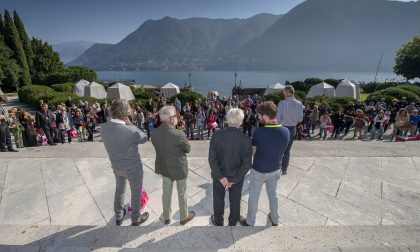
[101,121,148,172]
[151,123,191,180]
[209,127,252,184]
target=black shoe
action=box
[282,170,287,175]
[116,209,126,226]
[180,211,195,225]
[8,149,18,152]
[132,212,149,226]
[164,219,171,225]
[1,149,8,152]
[239,216,250,226]
[210,215,223,226]
[268,214,278,226]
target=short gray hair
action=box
[110,99,131,120]
[159,106,176,122]
[283,85,295,94]
[226,108,244,127]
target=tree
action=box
[13,10,33,71]
[0,39,20,91]
[0,14,5,36]
[31,37,64,83]
[3,10,31,87]
[394,36,420,80]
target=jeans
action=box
[319,127,327,138]
[162,176,188,221]
[218,117,225,130]
[197,126,204,139]
[246,169,281,226]
[282,126,296,172]
[372,125,384,139]
[113,167,143,223]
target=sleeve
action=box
[208,134,223,181]
[130,125,148,144]
[276,101,283,123]
[178,132,191,154]
[298,102,304,122]
[232,138,252,184]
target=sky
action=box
[0,0,306,45]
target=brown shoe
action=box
[164,219,171,225]
[180,211,195,225]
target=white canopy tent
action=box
[336,80,357,99]
[306,82,336,98]
[264,82,285,95]
[348,80,361,100]
[73,79,90,97]
[84,82,107,99]
[107,82,135,100]
[160,82,180,98]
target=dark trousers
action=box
[213,179,244,226]
[243,124,252,137]
[185,124,194,139]
[282,126,296,172]
[43,128,54,145]
[0,120,13,150]
[87,125,94,141]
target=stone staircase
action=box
[0,225,419,251]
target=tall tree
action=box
[0,38,20,91]
[0,14,5,37]
[394,36,420,80]
[31,38,64,79]
[13,10,33,71]
[3,10,31,87]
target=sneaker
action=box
[282,170,287,175]
[116,209,126,226]
[180,211,195,225]
[131,212,149,226]
[239,216,250,226]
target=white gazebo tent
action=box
[160,82,180,98]
[348,80,361,100]
[264,82,285,95]
[107,82,135,100]
[73,79,90,97]
[306,82,336,97]
[336,80,357,99]
[84,82,107,99]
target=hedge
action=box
[131,86,158,100]
[51,83,74,93]
[263,92,303,105]
[366,87,419,104]
[18,85,113,109]
[324,78,340,88]
[171,91,204,105]
[305,96,356,110]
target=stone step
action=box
[0,225,419,251]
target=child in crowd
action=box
[372,110,387,140]
[73,110,86,142]
[7,108,24,148]
[409,110,419,136]
[331,108,344,138]
[353,109,367,140]
[195,107,206,140]
[319,112,331,140]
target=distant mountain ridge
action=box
[69,14,281,70]
[70,0,420,71]
[53,41,95,63]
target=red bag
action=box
[128,188,149,214]
[69,128,78,139]
[325,123,334,133]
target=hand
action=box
[219,177,228,188]
[225,182,234,189]
[124,118,132,125]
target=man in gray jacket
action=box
[151,106,195,225]
[101,99,149,226]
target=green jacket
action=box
[151,123,191,180]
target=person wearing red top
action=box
[207,109,217,139]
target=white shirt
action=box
[111,118,125,125]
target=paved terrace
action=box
[0,97,419,251]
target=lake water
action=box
[96,71,401,96]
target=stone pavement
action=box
[1,97,420,250]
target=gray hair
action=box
[283,85,295,94]
[159,106,176,122]
[226,108,244,127]
[110,99,131,120]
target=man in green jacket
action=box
[151,106,195,225]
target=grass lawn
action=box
[360,92,370,102]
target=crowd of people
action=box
[1,87,420,151]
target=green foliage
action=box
[305,96,356,111]
[171,91,204,105]
[131,86,158,100]
[366,87,419,104]
[13,11,33,71]
[295,90,306,99]
[0,38,19,91]
[31,38,64,82]
[3,10,31,87]
[394,36,420,80]
[304,78,323,86]
[263,92,303,104]
[51,83,74,93]
[361,82,399,93]
[36,65,97,86]
[18,85,113,108]
[291,81,310,93]
[324,78,340,88]
[396,84,420,97]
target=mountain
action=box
[69,14,281,70]
[66,43,113,66]
[53,41,95,63]
[214,0,420,71]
